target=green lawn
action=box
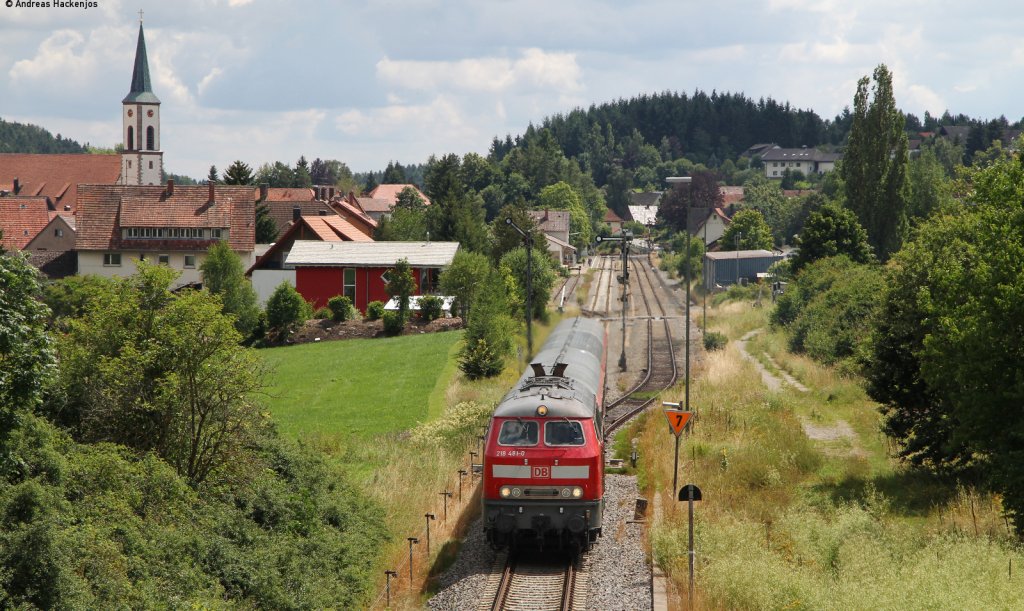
[260,331,464,438]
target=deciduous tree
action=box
[791,202,874,272]
[720,209,773,251]
[200,241,261,337]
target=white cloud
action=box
[336,96,471,139]
[376,48,582,93]
[197,67,223,97]
[228,0,255,6]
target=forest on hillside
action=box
[0,117,87,154]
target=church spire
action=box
[122,22,160,104]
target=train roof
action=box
[494,317,605,419]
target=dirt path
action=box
[736,329,862,455]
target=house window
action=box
[103,253,121,266]
[343,268,356,300]
[184,255,196,268]
[127,126,134,150]
[128,161,132,168]
[212,228,223,239]
[773,162,778,167]
[149,161,153,169]
[54,228,63,238]
[158,254,170,265]
[147,126,155,150]
[420,268,439,293]
[381,269,392,285]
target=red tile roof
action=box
[603,208,624,223]
[367,184,431,207]
[76,184,255,252]
[247,214,373,274]
[0,154,121,214]
[263,187,316,202]
[720,186,745,206]
[334,199,377,236]
[356,196,394,213]
[0,196,51,250]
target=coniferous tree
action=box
[840,64,909,261]
[206,165,219,185]
[222,160,254,185]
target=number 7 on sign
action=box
[664,409,692,437]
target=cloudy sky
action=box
[2,0,1022,179]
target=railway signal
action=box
[596,232,634,370]
[677,484,703,608]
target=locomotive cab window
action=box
[545,420,585,446]
[497,420,538,446]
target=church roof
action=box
[123,23,160,104]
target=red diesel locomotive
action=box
[482,317,607,551]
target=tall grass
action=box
[646,296,1023,609]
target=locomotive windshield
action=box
[545,420,585,446]
[498,420,539,446]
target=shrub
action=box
[327,295,352,322]
[365,301,385,321]
[381,310,404,336]
[419,295,444,322]
[704,331,728,351]
[266,282,310,331]
[313,307,331,319]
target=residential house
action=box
[719,186,744,207]
[603,208,624,235]
[247,214,373,305]
[527,209,576,265]
[362,183,432,221]
[626,191,663,228]
[284,240,459,313]
[692,207,731,247]
[258,186,335,240]
[76,181,256,287]
[761,146,840,178]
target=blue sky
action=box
[2,0,1022,179]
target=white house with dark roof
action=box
[761,146,840,178]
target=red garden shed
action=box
[284,240,460,312]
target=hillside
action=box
[0,117,88,153]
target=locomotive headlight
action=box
[537,405,548,416]
[500,486,511,498]
[571,487,583,499]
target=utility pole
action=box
[667,177,693,414]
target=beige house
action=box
[76,181,256,287]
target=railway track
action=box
[480,552,588,611]
[603,256,679,436]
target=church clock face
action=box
[127,109,133,117]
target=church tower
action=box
[121,19,163,186]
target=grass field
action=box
[261,330,464,438]
[643,295,1024,609]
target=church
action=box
[1,19,257,285]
